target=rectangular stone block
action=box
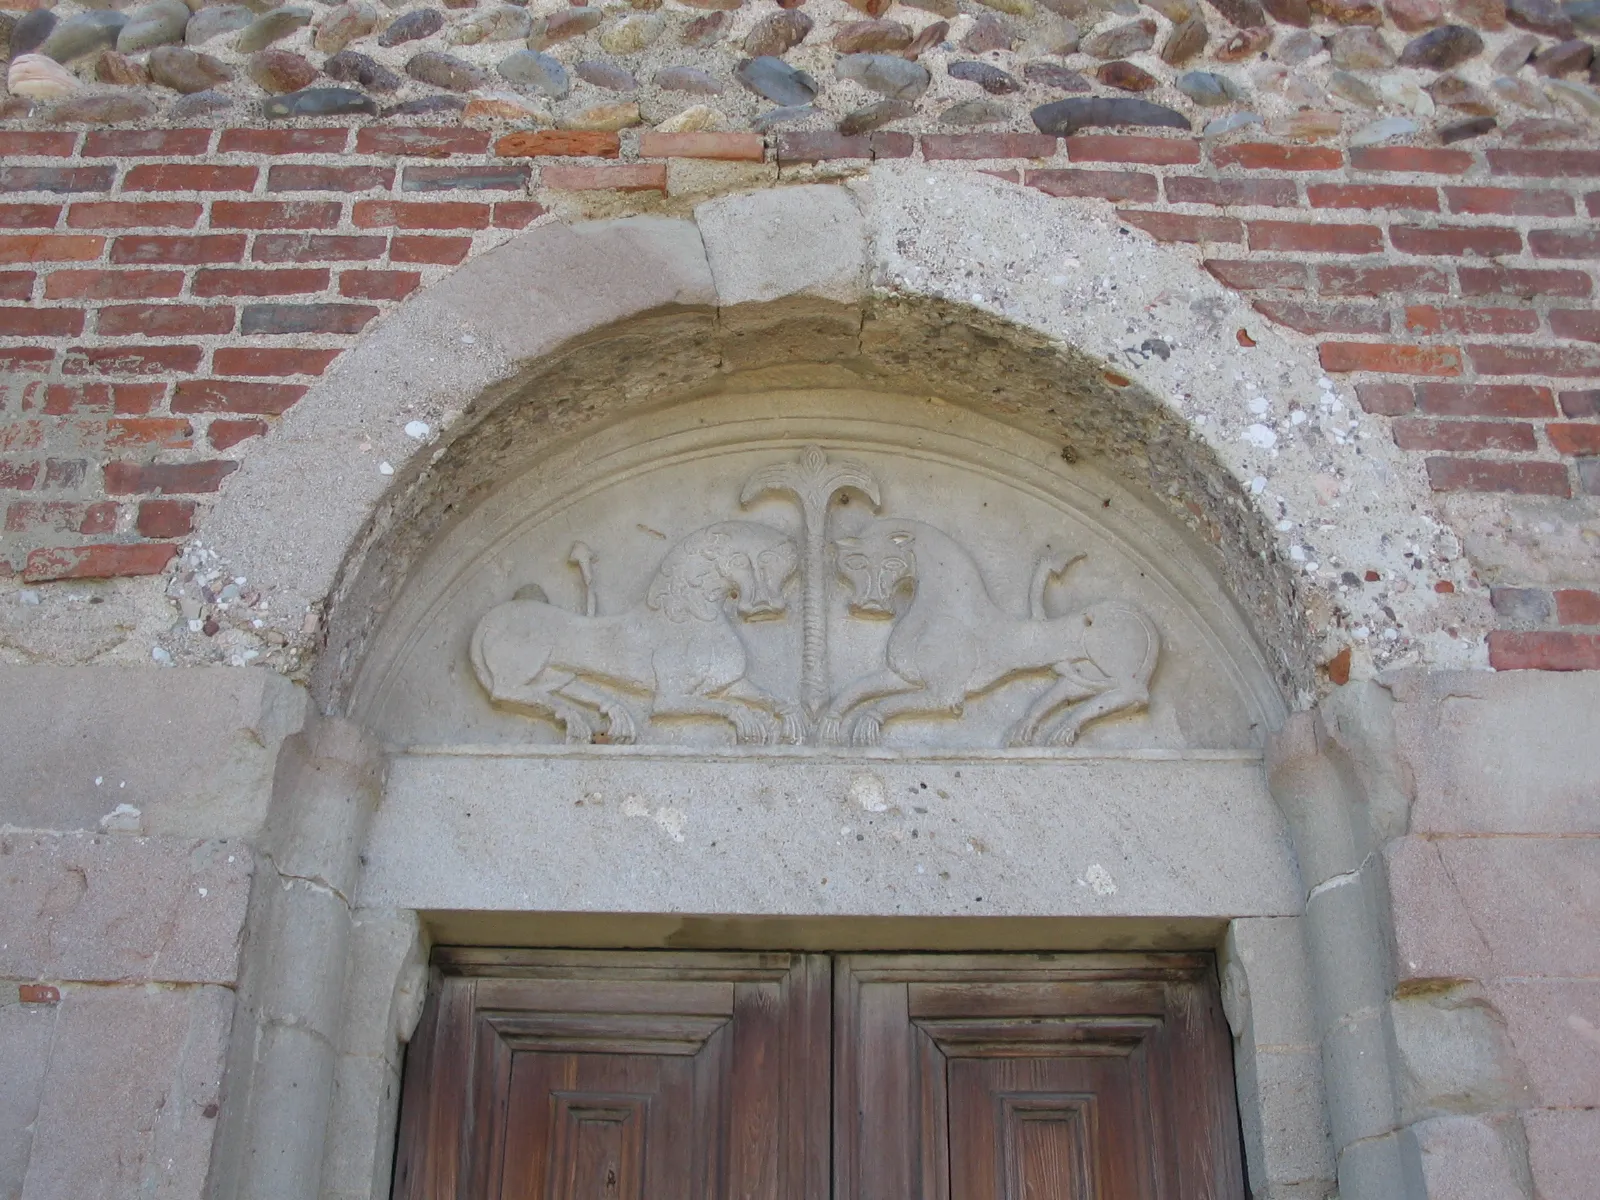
[1407,1114,1528,1200]
[1526,1109,1600,1200]
[0,998,55,1199]
[0,665,307,838]
[18,983,232,1200]
[1485,979,1600,1108]
[0,831,252,984]
[1386,835,1600,983]
[1226,916,1320,1048]
[1236,1047,1335,1195]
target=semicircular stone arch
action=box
[196,166,1463,716]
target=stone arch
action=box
[197,167,1455,718]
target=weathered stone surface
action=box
[974,0,1034,15]
[1569,0,1600,31]
[839,97,914,132]
[527,6,601,48]
[1262,0,1314,18]
[116,0,188,53]
[575,59,637,91]
[1492,72,1555,108]
[1214,25,1271,58]
[735,54,817,103]
[654,65,722,93]
[48,90,159,121]
[444,2,527,43]
[1503,113,1583,137]
[1351,113,1416,143]
[1147,0,1195,18]
[1428,72,1495,111]
[1398,23,1484,67]
[1483,979,1600,1106]
[1329,26,1396,68]
[750,102,814,129]
[462,90,550,122]
[1274,29,1324,62]
[148,44,232,92]
[376,6,443,46]
[1081,17,1155,57]
[598,12,663,52]
[902,0,958,13]
[562,100,642,129]
[1177,69,1245,104]
[1388,0,1446,24]
[1312,0,1385,20]
[384,94,467,117]
[236,4,311,52]
[657,102,726,130]
[1533,37,1594,73]
[1507,0,1577,31]
[6,53,77,99]
[836,51,931,98]
[1547,76,1600,115]
[939,95,1011,122]
[1379,73,1437,111]
[39,11,125,63]
[1267,107,1342,136]
[1205,0,1268,24]
[949,58,1021,92]
[313,1,381,53]
[264,84,380,114]
[95,50,150,85]
[9,9,56,59]
[833,18,912,52]
[406,48,489,90]
[496,48,569,96]
[1409,1115,1530,1200]
[961,12,1016,50]
[1097,58,1159,89]
[1161,15,1208,63]
[249,47,317,92]
[186,4,254,46]
[1032,94,1190,132]
[1025,16,1077,53]
[1438,112,1497,138]
[325,49,402,91]
[742,9,812,56]
[1024,59,1092,88]
[1493,29,1540,68]
[680,10,728,46]
[1203,109,1262,134]
[172,89,234,119]
[1526,1109,1600,1200]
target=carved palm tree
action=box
[742,446,881,728]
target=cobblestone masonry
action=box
[1,0,1599,681]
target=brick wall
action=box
[1,120,1597,668]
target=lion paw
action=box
[1004,722,1039,748]
[815,715,846,746]
[848,714,883,747]
[732,710,775,744]
[776,707,807,745]
[605,709,638,744]
[1046,722,1082,747]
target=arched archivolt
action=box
[197,169,1461,716]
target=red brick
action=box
[136,497,195,538]
[1457,265,1593,299]
[1390,224,1523,257]
[1308,183,1439,211]
[1318,264,1450,296]
[23,542,179,582]
[1488,630,1600,670]
[104,459,238,494]
[1058,134,1196,165]
[1355,381,1414,415]
[1164,176,1297,206]
[0,419,46,453]
[0,234,103,263]
[1426,457,1570,496]
[212,347,339,377]
[1445,186,1576,217]
[1486,149,1600,178]
[83,129,210,158]
[1590,191,1600,219]
[239,303,377,335]
[388,234,473,265]
[1026,169,1157,202]
[172,379,308,415]
[1213,143,1341,171]
[209,200,342,230]
[96,304,234,337]
[772,132,908,164]
[1320,342,1463,375]
[208,418,268,450]
[358,127,491,156]
[112,234,246,266]
[1351,147,1474,174]
[0,348,53,373]
[267,164,395,192]
[218,128,350,155]
[1530,229,1600,259]
[1560,388,1600,417]
[1404,305,1541,336]
[1252,299,1389,335]
[1250,221,1383,253]
[922,133,1059,160]
[40,383,163,415]
[352,200,491,229]
[338,269,420,301]
[5,500,116,534]
[1551,309,1600,342]
[1468,344,1600,377]
[1548,423,1600,456]
[123,164,258,193]
[191,267,330,297]
[638,132,766,160]
[252,233,386,263]
[0,308,82,337]
[61,345,204,376]
[66,201,202,229]
[401,165,533,193]
[0,203,62,227]
[0,271,32,301]
[0,166,116,194]
[0,460,42,490]
[1117,210,1242,243]
[867,132,914,159]
[1416,383,1555,417]
[44,269,182,300]
[1393,418,1537,452]
[0,132,77,157]
[492,201,546,230]
[107,417,192,449]
[1204,259,1308,290]
[489,129,619,158]
[1555,588,1600,625]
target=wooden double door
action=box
[393,950,1244,1200]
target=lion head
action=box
[647,522,798,623]
[833,525,916,618]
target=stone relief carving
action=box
[469,449,1162,749]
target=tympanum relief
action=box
[471,448,1161,749]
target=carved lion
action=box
[470,521,802,744]
[820,519,1160,747]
